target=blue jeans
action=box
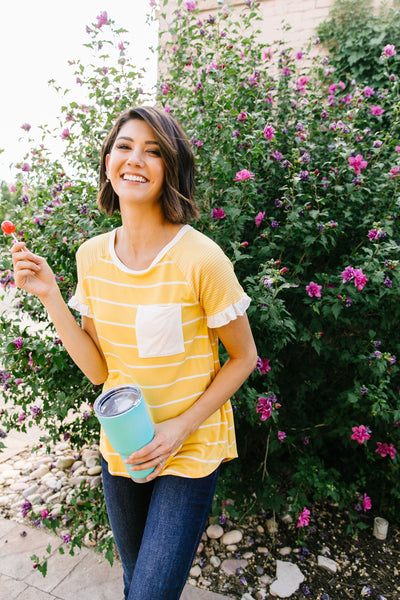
[101,457,220,600]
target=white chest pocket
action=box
[136,304,185,358]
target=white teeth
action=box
[123,174,147,183]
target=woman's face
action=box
[105,118,165,210]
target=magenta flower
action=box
[363,86,375,97]
[375,442,397,459]
[21,123,31,131]
[297,507,310,528]
[383,44,396,57]
[13,337,23,350]
[367,229,379,241]
[351,425,371,444]
[184,0,196,10]
[233,169,255,181]
[96,11,108,27]
[341,265,354,282]
[262,47,274,60]
[237,111,247,121]
[306,281,322,298]
[263,124,275,141]
[370,105,385,116]
[9,185,16,193]
[63,534,72,544]
[61,129,70,140]
[255,212,265,227]
[118,42,124,51]
[348,154,368,175]
[353,268,368,291]
[17,412,25,423]
[278,430,286,442]
[256,396,273,421]
[40,509,49,519]
[390,166,400,178]
[21,162,32,172]
[363,493,372,512]
[211,208,226,220]
[259,358,271,374]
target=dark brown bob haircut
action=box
[97,106,199,223]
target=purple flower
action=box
[13,337,24,350]
[300,152,310,164]
[237,111,247,121]
[271,220,279,228]
[274,198,282,208]
[21,499,32,518]
[299,170,309,181]
[360,387,369,395]
[273,150,283,161]
[21,123,31,132]
[384,277,392,288]
[21,162,31,172]
[63,534,72,544]
[31,405,42,418]
[341,265,355,282]
[264,124,275,141]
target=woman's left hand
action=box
[124,417,189,481]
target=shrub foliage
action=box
[0,1,399,554]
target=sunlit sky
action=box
[0,1,158,183]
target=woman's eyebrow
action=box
[116,136,159,145]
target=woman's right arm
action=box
[11,242,108,385]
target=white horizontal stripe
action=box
[104,351,213,370]
[85,276,189,289]
[99,332,208,348]
[206,440,228,446]
[99,335,137,349]
[140,371,210,390]
[170,455,222,464]
[108,470,131,476]
[146,391,201,408]
[199,421,228,429]
[107,368,135,379]
[160,469,191,478]
[99,257,176,267]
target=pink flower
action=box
[9,185,16,193]
[255,212,265,227]
[184,0,196,10]
[263,124,275,140]
[21,123,31,131]
[63,181,72,189]
[262,47,274,60]
[341,265,354,282]
[196,140,204,147]
[297,75,310,93]
[233,169,255,181]
[61,129,70,140]
[21,162,31,172]
[390,166,400,179]
[351,425,371,444]
[237,111,247,121]
[278,430,286,442]
[17,412,25,423]
[212,208,226,220]
[96,11,108,27]
[40,509,49,519]
[118,42,124,51]
[297,507,310,528]
[367,229,379,241]
[256,397,273,421]
[375,442,397,459]
[306,281,322,298]
[370,105,385,116]
[242,241,249,248]
[383,44,396,57]
[362,493,372,512]
[396,146,400,152]
[353,268,368,291]
[348,154,368,175]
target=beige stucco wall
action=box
[160,0,387,53]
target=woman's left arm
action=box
[125,313,257,479]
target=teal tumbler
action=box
[94,384,155,480]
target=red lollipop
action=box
[1,220,18,242]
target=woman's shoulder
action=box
[179,226,226,257]
[75,230,113,264]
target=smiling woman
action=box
[10,104,257,599]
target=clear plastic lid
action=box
[95,385,141,417]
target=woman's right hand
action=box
[11,242,58,300]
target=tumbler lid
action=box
[94,384,141,417]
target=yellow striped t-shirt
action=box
[69,225,251,478]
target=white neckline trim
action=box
[109,224,191,274]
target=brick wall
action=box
[161,0,387,53]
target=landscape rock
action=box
[317,555,338,573]
[269,560,305,598]
[206,524,224,539]
[221,559,248,576]
[221,529,243,545]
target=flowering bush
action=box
[0,0,399,548]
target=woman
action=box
[11,106,257,600]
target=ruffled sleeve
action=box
[207,293,251,328]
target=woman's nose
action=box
[127,149,144,166]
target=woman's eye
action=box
[116,144,131,150]
[148,150,161,156]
